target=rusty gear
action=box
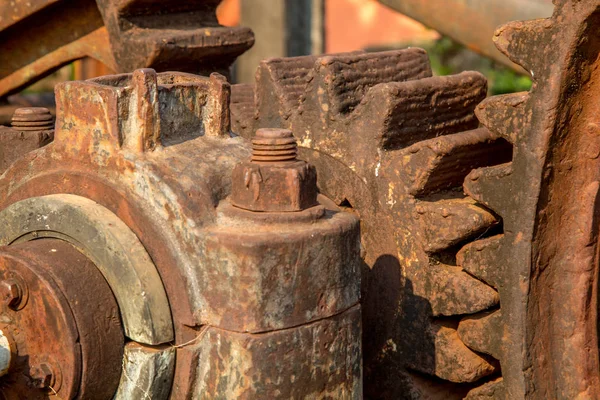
[464,0,600,398]
[0,0,254,99]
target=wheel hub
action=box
[0,239,123,399]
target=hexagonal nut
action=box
[231,160,318,212]
[30,363,54,389]
[0,280,21,309]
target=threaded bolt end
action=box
[11,107,54,132]
[251,128,297,163]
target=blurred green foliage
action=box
[426,36,532,95]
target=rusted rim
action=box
[0,195,177,398]
[0,194,173,345]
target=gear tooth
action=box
[417,198,499,254]
[313,48,432,117]
[464,377,505,400]
[367,72,487,151]
[493,18,554,75]
[254,55,317,128]
[464,164,513,215]
[231,83,256,138]
[458,310,503,361]
[429,321,499,383]
[398,128,512,197]
[427,265,499,317]
[475,92,530,145]
[457,235,505,289]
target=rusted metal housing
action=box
[0,68,362,398]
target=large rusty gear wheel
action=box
[232,0,600,398]
[466,0,600,398]
[231,49,511,398]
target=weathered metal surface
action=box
[0,68,362,397]
[115,342,175,400]
[0,0,254,99]
[231,48,508,398]
[0,239,123,399]
[378,0,553,71]
[0,107,54,174]
[203,201,360,333]
[178,305,362,399]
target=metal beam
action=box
[378,0,554,71]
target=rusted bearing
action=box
[0,239,123,399]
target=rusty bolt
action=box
[231,128,319,212]
[30,363,55,390]
[11,107,54,132]
[0,280,22,309]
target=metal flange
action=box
[0,239,123,399]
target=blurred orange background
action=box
[217,0,438,53]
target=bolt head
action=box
[30,363,54,389]
[231,160,318,212]
[0,280,21,309]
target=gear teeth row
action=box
[256,54,319,124]
[464,163,513,215]
[457,235,504,289]
[458,310,503,361]
[426,265,499,317]
[475,93,530,145]
[301,49,433,117]
[416,198,499,253]
[254,49,432,130]
[399,128,512,196]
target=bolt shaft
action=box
[251,128,298,163]
[11,107,54,132]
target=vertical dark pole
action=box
[237,0,325,83]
